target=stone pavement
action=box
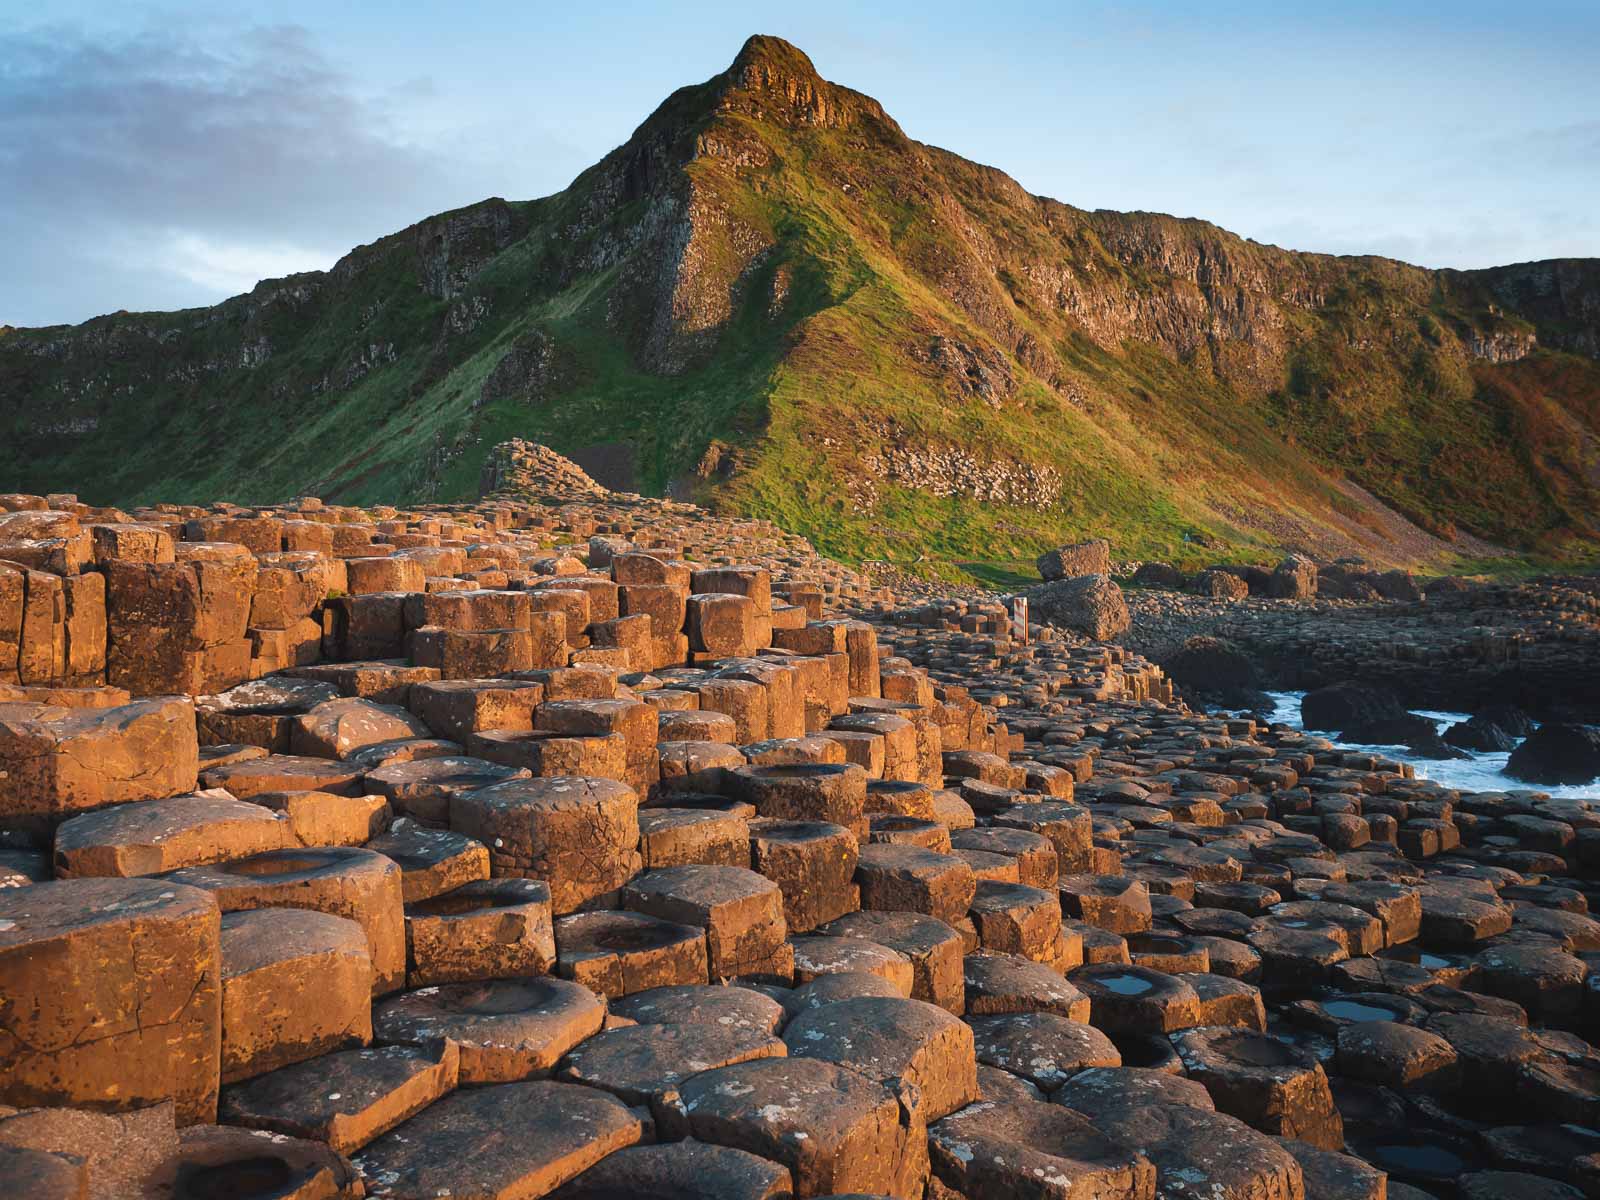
[1,448,1598,1198]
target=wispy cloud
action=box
[0,22,501,324]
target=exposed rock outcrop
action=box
[1023,574,1131,641]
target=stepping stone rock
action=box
[928,1096,1156,1200]
[472,728,629,780]
[353,1081,642,1200]
[364,820,489,903]
[791,934,915,995]
[1336,1020,1459,1089]
[729,762,869,833]
[1171,1026,1343,1150]
[253,788,390,848]
[854,843,976,926]
[1277,1138,1389,1200]
[52,793,290,878]
[1419,890,1513,947]
[1101,1103,1305,1200]
[669,1056,929,1199]
[219,1043,459,1154]
[291,697,432,760]
[559,1020,785,1120]
[170,1123,362,1199]
[1051,1064,1215,1116]
[365,756,529,827]
[951,825,1059,888]
[1058,874,1152,934]
[451,775,641,914]
[782,995,978,1122]
[789,969,908,1013]
[748,818,859,932]
[623,865,790,982]
[1320,880,1422,946]
[867,815,951,851]
[820,910,967,1013]
[374,976,605,1083]
[963,951,1090,1020]
[1068,963,1203,1034]
[975,1062,1048,1105]
[1471,943,1589,1024]
[638,806,749,868]
[968,880,1061,961]
[200,754,366,800]
[1181,972,1268,1031]
[0,696,199,836]
[0,1098,178,1200]
[196,677,340,753]
[610,983,786,1035]
[550,1140,792,1200]
[968,1011,1120,1091]
[406,678,546,744]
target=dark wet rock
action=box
[1335,1021,1459,1090]
[1164,637,1271,710]
[1507,724,1600,785]
[1444,716,1518,753]
[1301,682,1406,733]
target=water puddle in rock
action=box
[1376,945,1457,970]
[1322,999,1399,1023]
[1367,1143,1469,1180]
[1098,973,1155,995]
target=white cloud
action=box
[144,232,334,297]
[0,22,507,324]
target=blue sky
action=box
[2,0,1596,326]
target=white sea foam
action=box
[1259,691,1599,800]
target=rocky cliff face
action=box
[3,36,1598,569]
[1457,259,1600,359]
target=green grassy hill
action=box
[4,36,1598,578]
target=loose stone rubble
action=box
[1,448,1599,1199]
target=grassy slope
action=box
[3,48,1598,582]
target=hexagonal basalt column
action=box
[623,865,791,983]
[554,909,708,996]
[404,877,555,987]
[374,976,605,1083]
[669,1057,927,1199]
[450,775,641,914]
[1068,963,1203,1035]
[0,878,221,1124]
[748,818,859,933]
[167,847,405,996]
[218,908,373,1083]
[855,843,976,926]
[729,762,868,836]
[1171,1025,1344,1150]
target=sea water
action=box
[1258,691,1599,799]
